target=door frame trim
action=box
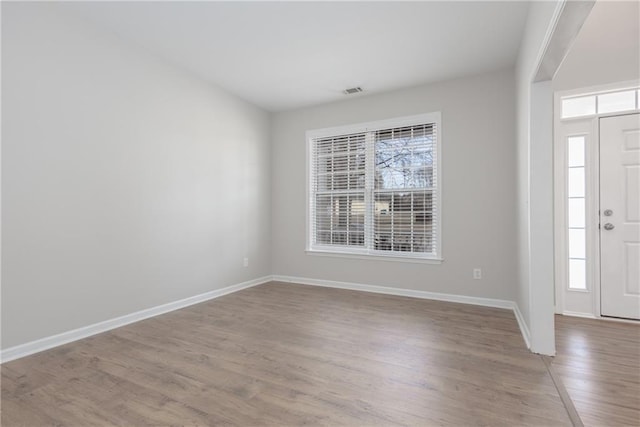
[553,114,598,316]
[554,81,640,318]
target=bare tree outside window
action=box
[374,125,435,253]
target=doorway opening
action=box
[554,83,640,320]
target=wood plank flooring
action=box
[2,282,572,426]
[553,315,640,427]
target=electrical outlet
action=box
[243,257,249,268]
[473,268,482,280]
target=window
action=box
[562,95,596,118]
[307,113,441,261]
[561,88,640,119]
[566,135,587,290]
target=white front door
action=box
[600,113,640,320]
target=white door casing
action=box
[600,113,640,320]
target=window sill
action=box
[305,249,444,264]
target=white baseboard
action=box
[512,303,531,349]
[560,311,640,324]
[561,310,597,319]
[273,275,514,309]
[0,276,272,364]
[274,275,532,349]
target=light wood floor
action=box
[553,315,640,427]
[2,282,572,426]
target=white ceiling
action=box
[60,1,531,112]
[554,0,640,90]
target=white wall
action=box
[1,3,272,349]
[554,1,640,91]
[271,68,518,301]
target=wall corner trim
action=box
[0,276,273,364]
[512,302,532,350]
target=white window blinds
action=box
[311,133,367,248]
[308,113,441,260]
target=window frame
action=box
[560,86,640,120]
[306,112,443,263]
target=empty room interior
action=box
[1,1,639,426]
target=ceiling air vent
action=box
[343,87,363,95]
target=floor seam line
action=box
[541,355,584,427]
